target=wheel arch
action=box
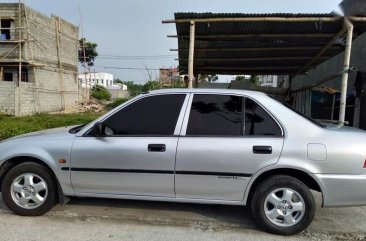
[244,168,323,206]
[0,156,64,203]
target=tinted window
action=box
[245,98,282,136]
[187,94,243,136]
[102,94,185,135]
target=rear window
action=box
[271,97,325,128]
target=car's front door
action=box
[70,93,187,197]
[175,94,284,201]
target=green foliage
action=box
[199,74,219,83]
[171,79,185,88]
[235,75,247,81]
[249,75,259,84]
[91,86,111,101]
[79,38,98,67]
[106,98,129,110]
[115,79,143,97]
[115,79,162,96]
[0,112,102,141]
[142,81,161,92]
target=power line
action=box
[95,65,162,71]
[99,54,176,58]
[97,55,176,60]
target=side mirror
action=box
[92,121,103,137]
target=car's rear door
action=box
[175,93,284,201]
[70,93,188,197]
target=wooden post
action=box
[15,2,22,116]
[188,20,195,89]
[55,17,65,111]
[338,19,354,126]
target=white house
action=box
[78,72,127,90]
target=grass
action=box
[0,112,103,141]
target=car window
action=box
[101,94,185,136]
[186,94,243,136]
[270,96,326,128]
[244,98,282,136]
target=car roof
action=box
[146,88,268,98]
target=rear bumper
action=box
[312,174,366,207]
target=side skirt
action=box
[72,192,246,206]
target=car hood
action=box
[3,126,76,143]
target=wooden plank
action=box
[170,46,342,52]
[176,56,329,62]
[296,27,347,75]
[168,33,336,38]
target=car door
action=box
[175,93,284,201]
[70,93,187,197]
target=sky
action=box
[11,0,342,83]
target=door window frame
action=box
[82,93,190,137]
[179,93,284,137]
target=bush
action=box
[91,86,111,101]
[106,98,129,110]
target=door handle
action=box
[253,146,272,154]
[148,144,166,152]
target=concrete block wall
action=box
[0,3,82,116]
[19,82,36,116]
[109,89,130,99]
[35,68,79,113]
[0,81,15,115]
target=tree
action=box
[199,74,219,83]
[78,38,98,67]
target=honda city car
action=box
[1,89,366,235]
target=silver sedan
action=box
[0,89,366,235]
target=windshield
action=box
[271,97,326,128]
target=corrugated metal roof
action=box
[169,12,366,75]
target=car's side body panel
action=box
[70,136,178,197]
[175,137,283,201]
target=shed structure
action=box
[163,13,366,125]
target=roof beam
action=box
[170,46,342,52]
[162,17,342,24]
[296,26,347,75]
[176,56,329,62]
[168,33,335,39]
[180,66,306,71]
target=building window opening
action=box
[4,73,13,81]
[1,19,11,40]
[21,68,28,82]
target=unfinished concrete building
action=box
[0,3,82,116]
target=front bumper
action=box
[312,174,366,207]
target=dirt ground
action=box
[0,192,365,241]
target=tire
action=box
[1,162,56,216]
[251,175,315,235]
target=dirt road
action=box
[0,192,365,241]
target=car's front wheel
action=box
[1,162,56,216]
[251,175,315,235]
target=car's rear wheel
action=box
[1,162,56,216]
[251,175,315,235]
